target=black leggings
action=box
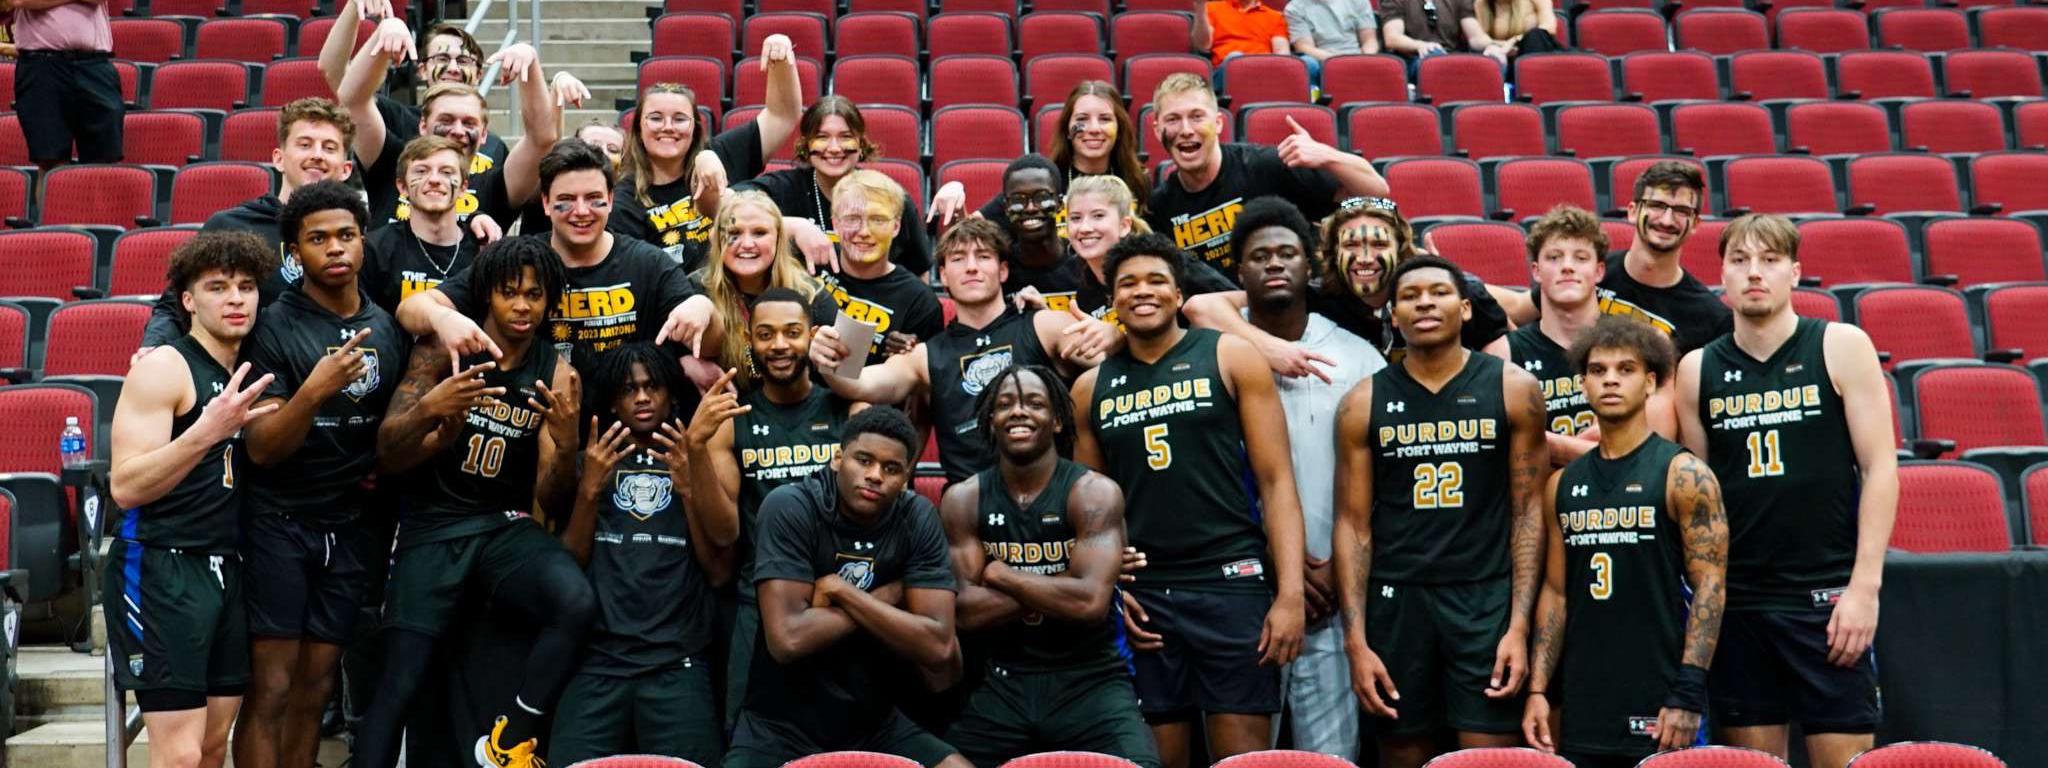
[352,552,596,768]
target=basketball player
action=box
[106,231,280,768]
[1675,214,1898,768]
[1483,205,1676,465]
[1522,317,1729,767]
[1333,255,1551,768]
[550,342,730,766]
[359,237,590,768]
[1071,233,1307,768]
[940,364,1161,768]
[725,406,970,768]
[234,182,407,768]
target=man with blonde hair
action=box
[822,169,947,360]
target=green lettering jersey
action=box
[1554,435,1688,757]
[1505,325,1592,437]
[1089,329,1268,591]
[731,385,853,597]
[120,335,241,553]
[1366,351,1514,584]
[1698,318,1857,611]
[399,348,560,548]
[972,459,1123,674]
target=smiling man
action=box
[1599,161,1732,356]
[996,155,1075,296]
[820,169,946,360]
[360,135,485,314]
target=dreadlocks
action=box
[465,236,569,324]
[581,341,698,436]
[973,364,1076,458]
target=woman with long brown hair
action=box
[927,80,1152,228]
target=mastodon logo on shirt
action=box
[958,345,1014,396]
[612,470,673,521]
[835,557,875,591]
[338,348,381,401]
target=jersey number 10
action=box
[463,435,508,478]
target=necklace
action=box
[414,229,462,278]
[810,169,830,228]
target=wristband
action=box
[1662,663,1709,713]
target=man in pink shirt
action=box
[5,0,122,168]
[1191,0,1290,91]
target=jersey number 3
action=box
[1589,552,1613,600]
[1412,461,1464,509]
[1144,424,1172,470]
[463,435,507,478]
[1745,429,1786,478]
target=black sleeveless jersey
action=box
[927,308,1057,484]
[732,385,853,596]
[1365,351,1514,585]
[973,459,1123,674]
[1505,325,1591,437]
[1090,329,1267,591]
[400,347,561,548]
[583,450,717,675]
[1554,435,1689,757]
[1698,318,1858,611]
[121,335,241,553]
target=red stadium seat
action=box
[663,0,743,19]
[866,158,927,206]
[849,0,927,22]
[732,56,822,108]
[855,103,923,163]
[1796,217,1915,287]
[1874,8,1971,53]
[1972,152,2048,215]
[296,16,373,58]
[1849,741,2007,767]
[1784,101,1892,156]
[835,13,920,59]
[563,755,707,768]
[0,302,27,378]
[1774,8,1869,54]
[1137,103,1232,162]
[1978,7,2048,52]
[242,0,314,16]
[1902,99,2006,155]
[931,55,1021,111]
[220,108,282,164]
[638,58,726,123]
[169,162,273,226]
[1575,9,1669,56]
[1384,157,1486,220]
[1837,51,1939,100]
[1601,218,1636,253]
[928,12,1014,59]
[1915,362,2048,454]
[651,13,737,59]
[1681,218,1730,281]
[1635,747,1790,768]
[1611,155,1711,215]
[149,60,252,111]
[1729,50,1831,102]
[1216,750,1361,768]
[1019,12,1105,65]
[1110,12,1193,69]
[40,165,158,229]
[2023,462,2048,545]
[758,0,837,23]
[1320,54,1409,106]
[112,18,188,64]
[122,110,207,167]
[1724,155,1837,215]
[743,13,829,62]
[1027,54,1116,112]
[1123,53,1209,108]
[1346,103,1443,159]
[112,60,143,107]
[1927,217,2045,286]
[1670,102,1775,158]
[148,0,224,15]
[1854,285,1975,370]
[0,228,96,301]
[43,300,151,377]
[1032,103,1063,152]
[1944,50,2045,100]
[0,382,103,601]
[1240,103,1337,147]
[2019,102,2048,150]
[997,753,1140,768]
[1893,460,2014,552]
[1554,102,1662,160]
[938,160,1008,216]
[784,752,922,768]
[1579,0,1657,11]
[1221,54,1312,106]
[0,168,27,225]
[0,62,11,112]
[1847,153,1964,215]
[1418,54,1506,106]
[110,227,199,298]
[1425,221,1529,286]
[1978,282,2048,362]
[833,55,922,111]
[1493,157,1597,221]
[1674,8,1769,54]
[260,57,334,106]
[1512,52,1613,105]
[1620,51,1720,103]
[942,0,1018,16]
[194,17,288,64]
[1790,286,1843,321]
[1034,0,1108,14]
[1419,748,1572,768]
[1452,103,1546,160]
[930,105,1027,169]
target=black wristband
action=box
[1662,663,1709,713]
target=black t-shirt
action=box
[438,235,698,367]
[361,110,516,229]
[817,266,945,358]
[1144,143,1341,280]
[734,168,933,278]
[1596,252,1734,356]
[242,287,409,527]
[377,94,510,168]
[1002,250,1086,307]
[743,469,955,742]
[361,223,480,315]
[608,122,766,273]
[582,450,719,675]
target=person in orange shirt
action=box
[1191,0,1291,91]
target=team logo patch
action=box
[835,556,876,591]
[129,655,144,677]
[959,345,1014,396]
[612,470,673,521]
[281,254,303,283]
[337,347,381,401]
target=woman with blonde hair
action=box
[734,95,933,277]
[1044,175,1236,321]
[694,189,837,389]
[1472,0,1559,63]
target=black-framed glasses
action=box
[1635,199,1698,219]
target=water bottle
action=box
[60,416,87,468]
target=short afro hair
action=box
[842,405,920,459]
[1387,253,1469,299]
[1102,231,1188,291]
[1228,196,1314,273]
[279,179,368,248]
[1567,314,1677,385]
[1004,153,1060,184]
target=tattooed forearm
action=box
[1529,592,1565,688]
[1672,454,1729,669]
[1506,382,1550,626]
[376,341,452,473]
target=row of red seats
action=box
[108,13,372,64]
[0,161,274,228]
[1570,5,2048,55]
[0,58,330,113]
[569,742,2009,767]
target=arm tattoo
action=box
[1530,593,1565,682]
[1673,455,1729,669]
[387,343,448,421]
[1507,383,1549,624]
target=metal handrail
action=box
[469,0,543,100]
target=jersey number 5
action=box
[1744,429,1786,478]
[462,435,507,478]
[1412,461,1464,509]
[1143,424,1172,470]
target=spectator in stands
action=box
[1601,161,1732,355]
[1379,0,1483,77]
[997,155,1070,297]
[736,96,932,278]
[1142,73,1387,282]
[141,98,357,350]
[1192,0,1291,92]
[693,189,836,391]
[610,34,803,271]
[1471,0,1560,63]
[820,169,946,362]
[576,120,626,170]
[8,0,120,168]
[929,80,1151,228]
[360,136,484,313]
[322,0,529,171]
[1285,0,1380,87]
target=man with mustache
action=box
[1598,161,1732,356]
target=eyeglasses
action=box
[1005,192,1061,209]
[1635,199,1699,219]
[549,198,612,214]
[1341,196,1398,212]
[833,213,897,229]
[426,53,480,68]
[642,112,695,129]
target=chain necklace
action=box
[414,228,463,278]
[810,169,830,229]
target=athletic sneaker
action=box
[475,715,545,768]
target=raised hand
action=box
[469,214,504,245]
[1275,116,1343,170]
[788,219,840,274]
[369,16,417,62]
[580,417,635,490]
[486,42,540,85]
[759,33,795,68]
[192,363,281,444]
[809,324,851,374]
[530,363,583,449]
[927,181,968,229]
[1058,303,1118,363]
[551,71,592,108]
[430,312,503,376]
[420,361,503,421]
[690,149,729,205]
[658,294,718,356]
[305,328,374,400]
[685,368,752,449]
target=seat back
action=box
[41,164,156,229]
[0,167,27,225]
[1971,152,2048,214]
[1945,49,2046,99]
[111,18,187,64]
[0,384,97,475]
[651,13,737,59]
[1384,158,1486,220]
[194,17,290,64]
[783,753,923,768]
[1913,363,2048,453]
[1874,8,1972,52]
[1241,103,1337,147]
[931,55,1021,110]
[1221,54,1312,105]
[0,302,28,372]
[1513,52,1615,104]
[1854,285,1975,370]
[1797,217,1914,286]
[1784,102,1891,156]
[1418,54,1507,106]
[742,12,829,62]
[1902,100,2007,155]
[1621,51,1720,103]
[928,12,1014,59]
[1216,751,1364,768]
[1111,12,1192,68]
[1321,54,1409,105]
[1775,8,1871,54]
[835,12,920,58]
[1576,9,1670,56]
[1848,741,2007,768]
[1420,748,1574,768]
[220,108,284,164]
[1729,50,1831,101]
[170,162,275,226]
[0,229,96,300]
[1347,104,1443,159]
[1018,11,1105,64]
[732,55,822,108]
[1453,103,1546,160]
[1978,7,2048,52]
[930,105,1027,169]
[122,111,208,168]
[1555,102,1663,160]
[1425,221,1530,286]
[1927,217,2045,286]
[2022,462,2048,546]
[1026,54,1116,112]
[996,752,1142,768]
[110,227,200,298]
[562,756,706,768]
[1724,155,1836,215]
[151,60,253,111]
[1847,153,1962,215]
[1674,8,1771,54]
[1123,53,1210,112]
[1980,283,2048,361]
[43,300,152,378]
[1494,157,1597,221]
[833,54,923,111]
[1837,51,1938,100]
[1671,102,1775,158]
[937,160,1009,215]
[1893,461,2013,553]
[1636,746,1791,767]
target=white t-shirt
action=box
[1244,310,1387,560]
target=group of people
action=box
[94,4,1899,768]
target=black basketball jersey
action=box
[1697,318,1858,611]
[1554,435,1689,757]
[583,450,717,676]
[1089,329,1268,590]
[399,346,560,548]
[120,335,241,553]
[927,308,1057,484]
[1505,324,1592,437]
[731,385,853,596]
[973,459,1123,674]
[1365,351,1515,585]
